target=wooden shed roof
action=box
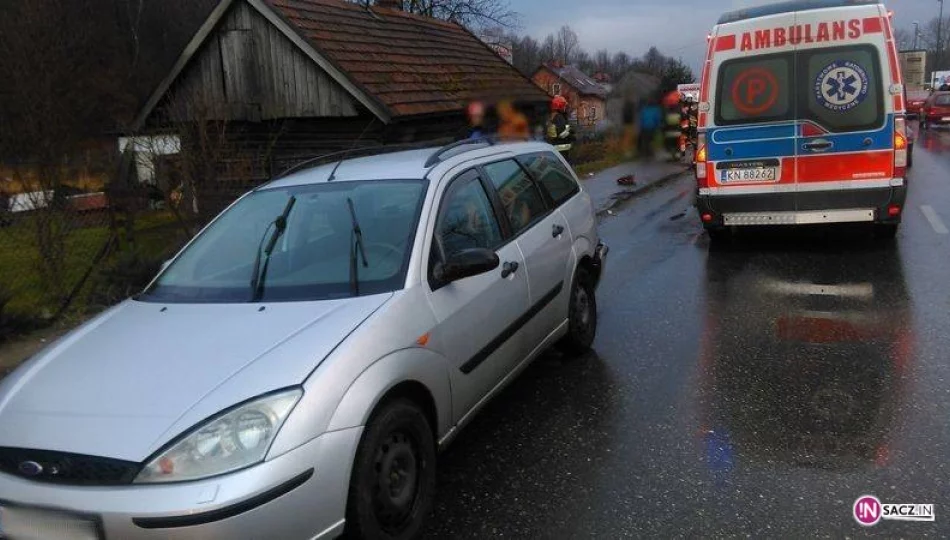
[135,0,548,128]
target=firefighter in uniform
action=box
[546,96,574,160]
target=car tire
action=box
[558,268,597,354]
[875,223,899,240]
[706,226,732,244]
[345,399,436,540]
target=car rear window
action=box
[715,45,884,132]
[935,94,950,106]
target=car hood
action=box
[0,294,391,461]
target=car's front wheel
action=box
[345,399,436,540]
[558,268,597,354]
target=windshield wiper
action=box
[250,195,297,302]
[347,197,369,296]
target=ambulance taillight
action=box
[893,116,907,178]
[695,132,708,183]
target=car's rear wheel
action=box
[875,223,899,240]
[706,226,732,244]
[345,399,435,540]
[558,268,597,354]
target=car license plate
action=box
[0,505,101,540]
[720,167,777,183]
[942,116,950,122]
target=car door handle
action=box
[501,261,519,278]
[552,224,564,238]
[802,140,833,151]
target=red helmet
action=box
[551,95,568,112]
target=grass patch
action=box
[0,210,182,321]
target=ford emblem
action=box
[17,460,43,476]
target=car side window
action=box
[483,159,548,234]
[435,174,503,261]
[520,152,579,206]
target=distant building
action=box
[532,63,608,128]
[135,0,548,213]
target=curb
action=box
[595,166,690,219]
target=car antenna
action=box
[328,117,377,182]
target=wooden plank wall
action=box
[167,1,359,122]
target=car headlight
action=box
[135,389,302,483]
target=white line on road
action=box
[921,205,949,235]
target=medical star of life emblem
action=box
[814,60,869,112]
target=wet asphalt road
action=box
[422,126,950,538]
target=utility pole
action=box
[938,0,945,73]
[914,21,920,49]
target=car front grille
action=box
[0,447,141,486]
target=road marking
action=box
[920,205,949,235]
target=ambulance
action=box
[695,0,908,239]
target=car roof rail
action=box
[423,137,498,168]
[275,140,447,179]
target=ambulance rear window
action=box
[802,45,883,133]
[716,54,792,125]
[714,45,884,132]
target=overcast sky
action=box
[517,0,944,73]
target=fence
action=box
[0,150,239,343]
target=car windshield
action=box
[142,180,426,303]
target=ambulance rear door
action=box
[708,11,801,218]
[793,4,897,215]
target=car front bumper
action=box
[0,427,362,540]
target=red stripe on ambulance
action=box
[796,151,893,183]
[738,19,864,51]
[715,34,737,51]
[862,16,883,34]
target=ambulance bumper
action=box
[696,183,907,227]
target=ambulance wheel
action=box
[875,223,899,240]
[706,226,732,244]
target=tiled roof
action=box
[266,0,549,117]
[540,64,608,98]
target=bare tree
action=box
[357,0,519,29]
[594,49,612,73]
[554,26,581,65]
[511,34,542,76]
[540,34,557,64]
[575,50,595,75]
[897,17,950,75]
[610,52,633,80]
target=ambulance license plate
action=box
[720,167,777,182]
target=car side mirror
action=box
[434,248,499,284]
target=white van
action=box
[695,0,908,239]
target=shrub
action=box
[0,284,41,344]
[85,250,165,311]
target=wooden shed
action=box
[134,0,549,212]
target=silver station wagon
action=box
[0,140,607,540]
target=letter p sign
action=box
[730,67,780,115]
